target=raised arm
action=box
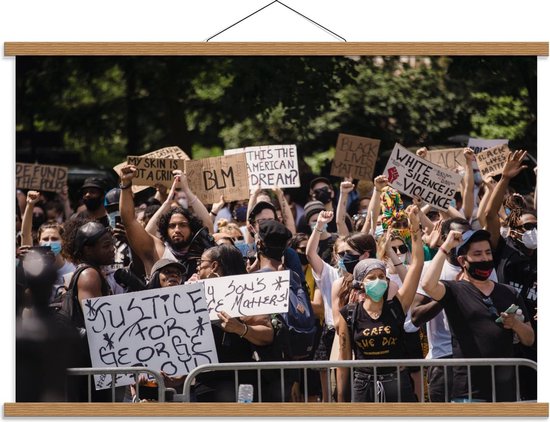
[273,187,296,235]
[306,210,334,277]
[484,150,527,249]
[380,228,408,281]
[145,176,179,236]
[410,294,443,327]
[336,179,353,236]
[119,165,159,266]
[413,196,434,235]
[21,190,40,246]
[461,148,475,220]
[58,185,74,221]
[180,171,214,234]
[395,205,424,312]
[421,230,462,301]
[361,175,387,234]
[476,177,496,229]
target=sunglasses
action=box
[520,222,537,231]
[313,187,330,194]
[337,251,360,259]
[392,245,408,254]
[482,297,499,319]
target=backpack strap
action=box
[345,301,361,355]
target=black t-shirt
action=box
[439,279,530,401]
[493,236,537,328]
[340,298,406,372]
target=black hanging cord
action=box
[205,0,346,42]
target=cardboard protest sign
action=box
[225,145,300,188]
[185,153,249,204]
[476,144,511,177]
[204,270,290,320]
[383,144,463,211]
[467,138,509,171]
[330,134,380,180]
[16,162,68,193]
[113,146,190,193]
[83,283,217,390]
[424,148,467,170]
[126,156,185,187]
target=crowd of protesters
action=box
[15,146,537,403]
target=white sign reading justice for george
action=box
[383,144,463,211]
[203,270,290,321]
[83,283,218,390]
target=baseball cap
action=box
[248,201,277,224]
[80,177,107,192]
[455,229,492,256]
[150,259,186,276]
[309,176,332,191]
[257,220,292,260]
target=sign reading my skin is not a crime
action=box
[383,144,463,211]
[224,145,300,188]
[83,283,218,390]
[330,133,381,180]
[126,156,185,187]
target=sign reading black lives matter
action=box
[383,144,463,211]
[225,145,300,188]
[476,144,511,177]
[16,162,68,193]
[83,283,218,390]
[126,156,185,187]
[330,134,381,180]
[204,271,290,320]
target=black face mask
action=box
[464,259,494,281]
[83,196,103,211]
[314,187,332,204]
[342,252,360,274]
[297,252,309,266]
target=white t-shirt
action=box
[312,261,339,326]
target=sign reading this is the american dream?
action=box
[225,145,300,188]
[204,270,290,320]
[330,134,381,180]
[476,144,511,177]
[185,153,249,205]
[126,156,185,187]
[16,163,68,193]
[424,148,467,170]
[83,283,217,390]
[383,144,463,211]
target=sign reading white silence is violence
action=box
[383,144,463,211]
[83,283,217,390]
[225,145,300,188]
[203,270,290,321]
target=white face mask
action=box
[398,254,408,265]
[500,226,509,238]
[522,228,537,250]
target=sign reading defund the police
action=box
[16,163,68,193]
[203,270,290,320]
[126,156,186,187]
[383,144,463,211]
[225,145,300,188]
[185,153,250,205]
[83,283,217,390]
[330,134,381,180]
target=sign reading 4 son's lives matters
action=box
[185,153,249,205]
[126,156,185,187]
[330,134,381,181]
[383,144,463,211]
[225,145,300,188]
[203,270,290,320]
[83,283,218,390]
[16,162,68,193]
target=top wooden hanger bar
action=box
[4,42,548,56]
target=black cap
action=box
[81,177,107,193]
[257,220,292,261]
[309,176,332,191]
[74,221,110,254]
[455,229,492,256]
[150,259,186,276]
[248,201,277,224]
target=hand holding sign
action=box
[405,205,421,232]
[416,147,428,159]
[217,310,247,336]
[463,147,476,164]
[502,150,528,180]
[120,164,137,185]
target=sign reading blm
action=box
[383,144,463,211]
[16,162,68,193]
[83,283,218,390]
[225,145,300,188]
[204,270,290,320]
[185,153,249,205]
[126,156,185,187]
[330,134,380,180]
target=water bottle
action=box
[513,309,525,344]
[237,384,254,403]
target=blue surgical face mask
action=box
[40,240,62,256]
[375,225,384,239]
[449,199,457,209]
[364,278,388,302]
[474,172,483,185]
[338,258,346,271]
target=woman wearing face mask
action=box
[21,190,76,301]
[337,205,424,403]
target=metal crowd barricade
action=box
[180,358,537,403]
[66,367,168,402]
